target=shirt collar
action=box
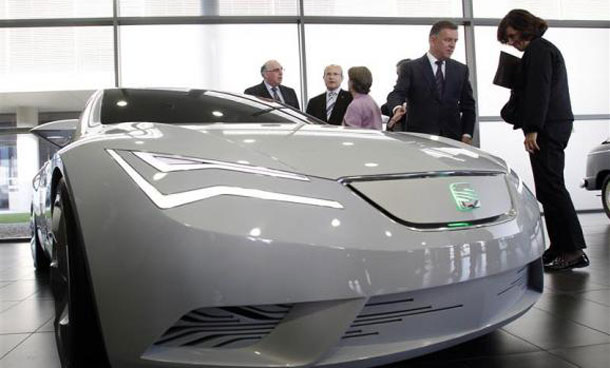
[427,52,441,64]
[327,87,341,95]
[264,81,279,92]
[427,52,447,75]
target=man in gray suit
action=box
[387,21,475,144]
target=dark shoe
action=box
[544,253,589,271]
[542,249,558,265]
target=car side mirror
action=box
[30,119,79,148]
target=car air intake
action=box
[153,304,292,349]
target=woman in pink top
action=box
[343,66,382,130]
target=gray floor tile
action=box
[584,273,610,288]
[544,271,608,293]
[0,332,60,368]
[0,267,36,282]
[36,317,54,333]
[0,333,28,359]
[406,329,540,363]
[579,289,610,307]
[0,301,19,313]
[0,299,55,334]
[382,359,470,367]
[461,350,579,368]
[0,280,40,302]
[534,292,610,334]
[549,343,610,368]
[502,307,610,350]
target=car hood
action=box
[89,122,508,180]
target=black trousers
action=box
[528,121,586,252]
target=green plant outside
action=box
[0,212,30,224]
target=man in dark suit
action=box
[387,21,475,144]
[305,64,352,125]
[244,59,300,109]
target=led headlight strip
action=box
[107,149,343,210]
[133,151,309,181]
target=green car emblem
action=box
[450,182,480,211]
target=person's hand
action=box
[524,132,540,153]
[388,111,404,130]
[392,103,406,116]
[461,135,473,145]
[390,106,406,122]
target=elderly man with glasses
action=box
[244,59,300,109]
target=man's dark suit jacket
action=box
[244,82,300,110]
[386,54,475,140]
[305,89,352,125]
[516,37,573,134]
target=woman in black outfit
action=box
[497,9,588,271]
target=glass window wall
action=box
[303,0,463,17]
[0,27,115,92]
[0,0,112,19]
[305,24,466,110]
[119,0,298,17]
[0,133,57,239]
[473,0,610,21]
[119,24,302,103]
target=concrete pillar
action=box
[16,106,39,128]
[12,134,38,213]
[11,106,39,214]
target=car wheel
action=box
[31,219,50,271]
[603,175,610,220]
[50,178,110,368]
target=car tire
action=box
[603,174,610,220]
[50,178,110,368]
[31,219,50,271]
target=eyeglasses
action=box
[266,67,284,73]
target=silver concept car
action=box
[31,88,544,368]
[583,139,610,219]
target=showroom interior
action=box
[0,0,609,367]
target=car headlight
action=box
[508,168,524,194]
[107,149,343,210]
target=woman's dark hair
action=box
[348,66,373,94]
[498,9,548,43]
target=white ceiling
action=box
[0,90,95,114]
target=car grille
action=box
[341,295,464,341]
[342,172,515,230]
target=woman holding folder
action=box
[497,9,588,271]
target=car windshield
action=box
[100,88,321,125]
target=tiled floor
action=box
[0,213,608,368]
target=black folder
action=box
[493,51,521,89]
